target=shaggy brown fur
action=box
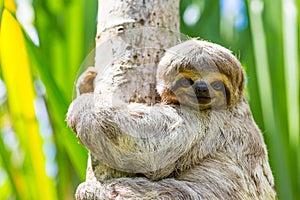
[67,39,276,199]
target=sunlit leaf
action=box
[0,7,57,200]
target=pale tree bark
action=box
[75,0,180,198]
[94,0,180,105]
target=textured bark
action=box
[75,0,180,198]
[94,0,180,105]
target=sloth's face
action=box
[170,70,230,110]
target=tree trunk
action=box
[94,0,180,105]
[75,0,180,198]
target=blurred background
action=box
[0,0,299,199]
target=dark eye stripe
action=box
[211,80,224,91]
[172,77,194,91]
[180,78,194,87]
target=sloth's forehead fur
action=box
[158,40,244,86]
[160,40,243,79]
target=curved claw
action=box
[76,66,98,95]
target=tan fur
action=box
[67,39,276,199]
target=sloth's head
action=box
[157,39,245,110]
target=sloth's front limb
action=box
[67,93,196,178]
[75,156,261,200]
[75,177,201,200]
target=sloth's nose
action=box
[194,81,210,97]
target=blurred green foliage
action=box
[0,0,299,199]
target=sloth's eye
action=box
[211,80,224,91]
[178,78,194,88]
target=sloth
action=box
[67,39,277,199]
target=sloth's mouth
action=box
[187,95,211,104]
[196,97,211,104]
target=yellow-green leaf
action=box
[0,7,57,200]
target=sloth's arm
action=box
[75,177,200,200]
[67,93,196,177]
[75,155,274,200]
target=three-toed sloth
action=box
[67,39,276,199]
